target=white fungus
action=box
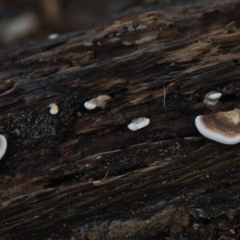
[195,109,240,145]
[84,99,97,110]
[128,117,150,131]
[49,103,59,115]
[95,95,111,108]
[77,112,82,117]
[0,135,7,160]
[48,33,59,40]
[203,92,222,106]
[84,95,111,110]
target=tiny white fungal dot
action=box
[84,99,97,110]
[49,103,59,115]
[128,123,138,131]
[0,135,7,160]
[208,92,222,100]
[95,95,111,108]
[48,33,59,40]
[84,95,111,110]
[203,92,222,106]
[128,117,150,131]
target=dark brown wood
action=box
[1,0,240,239]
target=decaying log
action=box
[1,0,240,239]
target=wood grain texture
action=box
[1,0,240,239]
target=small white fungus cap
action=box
[0,135,7,160]
[203,92,222,106]
[84,99,97,110]
[48,33,59,40]
[195,109,240,145]
[95,95,111,108]
[49,103,59,115]
[84,95,111,110]
[128,117,150,131]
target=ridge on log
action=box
[1,0,240,239]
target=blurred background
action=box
[0,0,197,46]
[0,0,143,46]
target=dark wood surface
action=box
[1,0,240,239]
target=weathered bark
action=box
[1,0,240,239]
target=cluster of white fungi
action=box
[84,95,150,131]
[0,90,239,161]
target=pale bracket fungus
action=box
[203,92,222,106]
[49,103,59,115]
[195,109,240,145]
[128,117,150,131]
[84,95,111,110]
[0,135,7,160]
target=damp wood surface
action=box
[1,0,240,239]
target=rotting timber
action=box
[1,0,240,239]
